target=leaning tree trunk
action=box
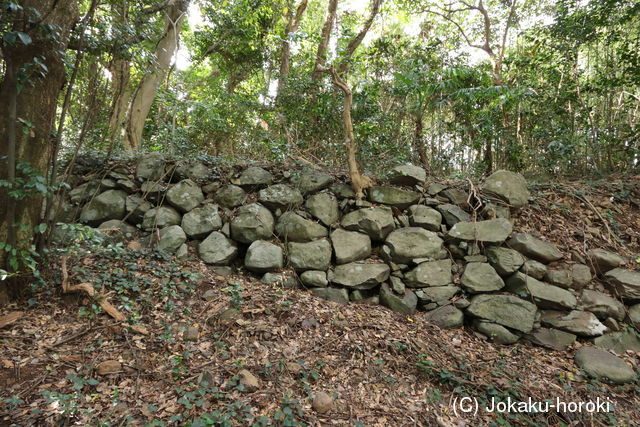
[328,69,371,199]
[0,0,79,301]
[125,0,188,151]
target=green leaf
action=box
[16,32,31,45]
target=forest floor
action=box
[1,175,640,426]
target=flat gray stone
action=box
[232,166,273,187]
[405,259,452,288]
[425,305,464,329]
[466,294,537,333]
[506,272,577,310]
[415,285,460,304]
[136,152,165,181]
[580,289,625,321]
[79,189,127,225]
[388,164,426,186]
[574,346,636,384]
[508,233,563,263]
[604,268,640,300]
[486,247,525,276]
[541,310,607,337]
[384,227,444,264]
[311,287,349,304]
[300,270,328,288]
[331,229,371,264]
[291,169,333,194]
[341,207,395,241]
[474,321,520,344]
[331,262,390,290]
[594,331,640,354]
[368,186,420,209]
[461,263,505,293]
[408,205,442,231]
[587,249,625,274]
[525,328,576,350]
[215,185,246,208]
[157,225,187,253]
[436,204,470,226]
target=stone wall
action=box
[55,154,640,383]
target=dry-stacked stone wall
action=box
[55,154,640,383]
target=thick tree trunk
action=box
[0,0,79,298]
[108,59,133,151]
[125,0,188,151]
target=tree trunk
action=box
[413,115,430,173]
[277,0,308,98]
[108,59,133,151]
[312,0,338,81]
[125,0,188,151]
[0,0,79,297]
[328,69,371,199]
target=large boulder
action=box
[258,184,304,210]
[275,212,328,242]
[244,240,283,273]
[388,164,426,186]
[136,152,165,181]
[508,233,563,263]
[287,239,332,271]
[541,310,607,337]
[379,283,417,315]
[383,227,444,264]
[448,218,513,243]
[604,268,640,300]
[198,232,238,265]
[466,294,537,333]
[506,272,577,310]
[405,259,452,288]
[166,179,204,213]
[69,181,102,204]
[232,166,273,187]
[305,192,340,226]
[142,206,181,230]
[461,263,505,293]
[230,203,275,244]
[486,246,525,276]
[80,190,127,225]
[425,305,464,329]
[367,186,420,209]
[341,207,395,241]
[436,204,470,227]
[330,229,371,264]
[125,195,152,224]
[574,347,636,384]
[215,185,246,208]
[157,225,187,253]
[291,169,333,194]
[181,204,222,239]
[331,262,390,290]
[587,249,625,275]
[580,290,625,320]
[482,170,530,208]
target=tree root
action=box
[60,255,125,321]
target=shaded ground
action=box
[1,175,639,426]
